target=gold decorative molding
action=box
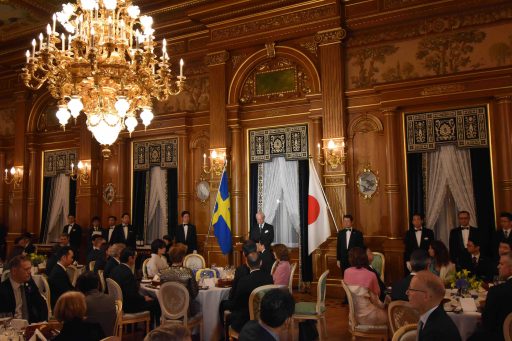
[383,184,400,194]
[204,50,230,66]
[323,173,347,187]
[501,179,512,191]
[211,4,337,41]
[348,113,384,137]
[299,40,318,56]
[382,0,424,9]
[265,42,276,58]
[420,84,465,96]
[231,53,248,70]
[315,28,346,46]
[496,95,512,104]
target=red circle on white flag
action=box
[308,195,320,225]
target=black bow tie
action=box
[415,228,422,232]
[344,228,352,232]
[461,227,469,230]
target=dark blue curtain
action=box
[167,168,178,242]
[132,171,147,241]
[249,163,259,236]
[406,153,424,222]
[69,178,76,217]
[39,177,54,243]
[298,160,313,281]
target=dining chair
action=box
[157,281,203,341]
[504,312,512,341]
[288,263,297,294]
[270,260,279,275]
[99,337,121,341]
[195,268,217,281]
[291,270,329,340]
[249,284,286,320]
[1,269,10,282]
[391,324,417,341]
[388,300,420,335]
[113,300,122,337]
[341,279,388,340]
[371,252,385,283]
[32,274,52,318]
[183,254,206,270]
[66,265,79,286]
[88,260,96,272]
[106,278,150,338]
[142,258,150,279]
[98,270,106,293]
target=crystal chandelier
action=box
[22,0,186,158]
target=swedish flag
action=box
[212,169,232,254]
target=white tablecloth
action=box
[448,311,481,341]
[141,284,230,341]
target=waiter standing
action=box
[250,211,274,250]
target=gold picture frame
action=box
[356,164,379,200]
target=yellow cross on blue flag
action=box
[212,169,232,254]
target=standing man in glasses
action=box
[449,211,480,268]
[250,211,274,251]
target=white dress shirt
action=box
[123,225,128,239]
[461,226,470,248]
[108,226,115,242]
[8,277,23,319]
[67,223,74,235]
[183,224,188,240]
[346,228,352,249]
[415,228,422,247]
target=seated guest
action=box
[147,239,169,278]
[470,252,512,341]
[76,272,116,337]
[87,216,104,252]
[272,244,291,286]
[258,242,275,275]
[175,211,198,254]
[492,212,512,260]
[231,252,274,332]
[103,243,125,279]
[391,249,429,301]
[162,235,172,263]
[86,235,106,270]
[344,247,388,325]
[46,233,71,274]
[408,271,461,341]
[109,248,160,320]
[459,237,494,281]
[144,324,191,341]
[0,255,48,323]
[428,240,455,285]
[22,232,36,255]
[160,243,199,315]
[48,246,74,308]
[449,211,480,267]
[495,240,512,277]
[239,288,295,341]
[52,291,105,341]
[6,236,30,262]
[366,248,386,302]
[404,213,434,273]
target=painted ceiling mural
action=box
[346,22,512,89]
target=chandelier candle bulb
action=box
[38,33,43,51]
[31,39,36,58]
[180,58,184,77]
[52,13,56,34]
[25,50,30,63]
[317,143,321,155]
[61,34,65,51]
[71,163,74,171]
[10,167,15,175]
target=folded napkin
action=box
[460,298,478,312]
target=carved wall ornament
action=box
[211,4,337,41]
[204,50,230,66]
[299,40,318,56]
[348,113,384,137]
[314,28,346,45]
[133,138,178,170]
[249,124,308,163]
[383,0,424,9]
[103,183,115,206]
[231,53,248,70]
[43,149,77,177]
[265,42,276,58]
[420,83,466,96]
[405,106,488,153]
[239,57,312,104]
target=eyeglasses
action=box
[406,287,427,294]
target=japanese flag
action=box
[308,160,331,254]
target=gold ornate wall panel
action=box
[133,138,178,170]
[43,149,77,177]
[249,124,308,163]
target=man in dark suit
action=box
[0,255,48,323]
[239,288,295,341]
[258,242,275,275]
[250,211,274,251]
[48,246,74,308]
[86,234,106,269]
[62,214,82,257]
[391,249,429,301]
[231,252,274,332]
[22,233,36,255]
[46,233,71,274]
[112,213,136,248]
[87,216,105,252]
[449,211,480,267]
[459,237,495,282]
[109,248,160,322]
[492,212,512,260]
[6,236,29,262]
[470,252,512,341]
[101,243,125,279]
[337,214,365,272]
[175,210,198,254]
[404,213,434,273]
[105,216,117,245]
[407,271,461,341]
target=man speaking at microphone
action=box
[249,211,274,251]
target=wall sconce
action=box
[203,149,227,176]
[316,137,347,169]
[70,161,90,185]
[4,166,23,188]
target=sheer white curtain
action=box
[261,157,300,247]
[146,166,168,243]
[426,145,477,246]
[45,173,70,243]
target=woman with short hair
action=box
[147,238,169,277]
[272,243,292,286]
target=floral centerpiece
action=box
[448,269,482,295]
[27,253,46,267]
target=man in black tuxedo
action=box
[101,243,125,279]
[175,211,198,254]
[62,214,82,257]
[231,252,274,332]
[337,214,365,272]
[239,288,295,341]
[459,237,495,282]
[250,211,274,251]
[258,242,275,275]
[109,248,160,322]
[112,213,136,248]
[105,216,117,245]
[0,255,48,323]
[48,246,74,308]
[86,235,106,270]
[470,252,512,341]
[404,213,434,273]
[391,249,429,301]
[408,271,461,341]
[46,233,71,274]
[492,212,512,260]
[449,211,480,267]
[87,216,105,252]
[22,233,36,255]
[7,236,29,262]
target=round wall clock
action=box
[356,166,379,200]
[196,180,210,203]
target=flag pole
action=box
[204,160,228,252]
[309,159,340,232]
